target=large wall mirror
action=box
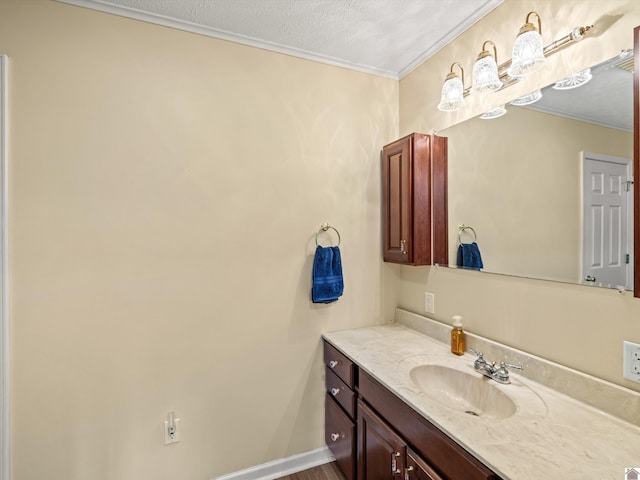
[441,49,635,291]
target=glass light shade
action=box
[479,105,506,119]
[509,89,542,106]
[472,54,502,94]
[508,29,546,77]
[552,68,592,90]
[437,75,465,111]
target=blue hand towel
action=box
[312,246,344,304]
[457,242,484,270]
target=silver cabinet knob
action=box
[404,466,414,480]
[330,433,340,442]
[329,360,339,368]
[330,387,340,396]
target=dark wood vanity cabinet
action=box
[381,133,448,266]
[324,339,501,480]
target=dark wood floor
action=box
[276,462,346,480]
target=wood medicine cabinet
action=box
[382,133,448,266]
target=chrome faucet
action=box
[468,349,522,384]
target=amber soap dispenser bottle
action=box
[450,315,465,355]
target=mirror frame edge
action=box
[635,25,640,298]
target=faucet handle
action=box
[501,361,522,371]
[493,361,523,384]
[467,349,487,371]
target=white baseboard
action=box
[212,447,334,480]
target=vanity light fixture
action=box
[435,14,593,113]
[552,68,592,90]
[507,11,546,78]
[437,62,466,112]
[472,41,502,94]
[479,105,507,119]
[509,88,542,106]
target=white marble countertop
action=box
[323,322,640,480]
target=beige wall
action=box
[4,0,640,479]
[445,107,632,283]
[0,1,398,479]
[399,0,640,390]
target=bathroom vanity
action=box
[323,310,640,480]
[325,339,499,480]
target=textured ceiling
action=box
[523,53,633,132]
[57,0,503,79]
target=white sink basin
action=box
[409,364,517,420]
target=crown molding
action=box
[54,0,401,79]
[55,0,503,80]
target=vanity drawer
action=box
[326,366,356,418]
[325,393,355,480]
[324,341,355,388]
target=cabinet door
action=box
[382,133,437,266]
[326,394,355,480]
[382,135,414,264]
[406,447,444,480]
[358,400,406,480]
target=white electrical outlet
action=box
[623,341,640,383]
[424,293,435,314]
[164,413,180,445]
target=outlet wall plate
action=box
[623,341,640,383]
[424,292,435,314]
[164,417,180,445]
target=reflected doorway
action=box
[582,152,634,289]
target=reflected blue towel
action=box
[457,242,483,270]
[312,246,344,304]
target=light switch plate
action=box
[623,341,640,383]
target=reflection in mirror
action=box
[443,52,634,290]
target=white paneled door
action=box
[582,153,633,290]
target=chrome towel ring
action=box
[458,224,477,245]
[315,222,341,246]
